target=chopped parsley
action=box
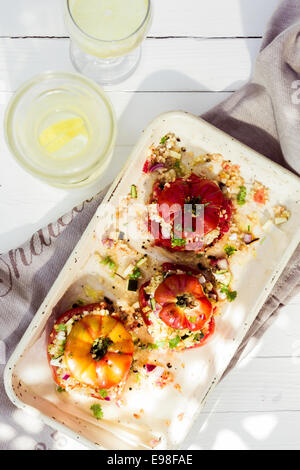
[237,186,247,206]
[101,256,117,273]
[171,237,186,248]
[90,404,103,420]
[147,342,158,350]
[221,285,237,302]
[90,337,113,361]
[224,245,237,257]
[194,331,205,342]
[130,266,141,280]
[54,324,67,332]
[98,389,108,399]
[169,335,181,349]
[160,135,168,145]
[57,386,65,393]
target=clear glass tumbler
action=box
[65,0,152,85]
[4,72,116,188]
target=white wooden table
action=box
[1,0,300,451]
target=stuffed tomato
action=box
[148,173,232,252]
[47,302,134,400]
[139,263,216,351]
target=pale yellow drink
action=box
[5,73,116,187]
[67,0,150,58]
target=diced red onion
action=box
[102,238,114,247]
[198,275,206,284]
[243,233,252,244]
[209,257,218,266]
[145,364,157,373]
[149,163,166,173]
[104,397,110,401]
[62,374,70,380]
[217,258,228,270]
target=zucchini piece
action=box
[136,255,147,267]
[131,184,137,198]
[127,279,138,292]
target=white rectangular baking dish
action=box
[4,112,300,450]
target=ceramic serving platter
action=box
[4,112,300,450]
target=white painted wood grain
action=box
[0,37,260,92]
[0,0,279,38]
[184,410,300,449]
[204,354,300,414]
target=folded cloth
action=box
[1,0,300,450]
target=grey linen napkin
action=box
[1,0,300,450]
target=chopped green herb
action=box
[101,256,117,272]
[237,186,247,206]
[194,331,205,342]
[147,342,158,350]
[224,245,237,257]
[221,285,237,302]
[160,135,168,145]
[247,225,251,232]
[155,340,167,348]
[215,269,228,275]
[150,297,156,310]
[130,184,137,199]
[169,335,181,349]
[98,389,108,399]
[187,316,196,323]
[90,404,103,420]
[91,337,113,361]
[171,237,186,248]
[130,267,141,280]
[57,386,65,393]
[55,324,67,332]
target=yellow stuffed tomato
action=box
[48,302,134,400]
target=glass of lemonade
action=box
[4,72,116,188]
[65,0,152,85]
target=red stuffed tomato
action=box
[154,274,213,331]
[148,173,232,252]
[138,265,215,351]
[47,303,134,400]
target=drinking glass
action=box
[4,72,116,188]
[65,0,152,85]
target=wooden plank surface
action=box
[1,0,300,451]
[0,37,260,92]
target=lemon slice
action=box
[39,117,88,154]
